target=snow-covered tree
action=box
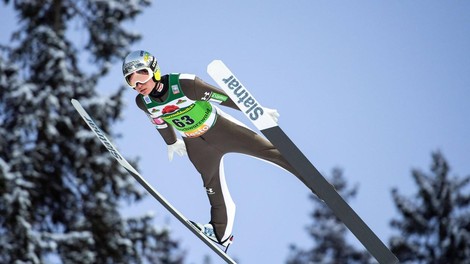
[286,168,373,264]
[0,1,184,263]
[390,151,470,263]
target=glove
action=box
[167,139,187,161]
[264,107,280,124]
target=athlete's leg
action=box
[183,137,235,242]
[206,115,308,186]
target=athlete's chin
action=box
[138,88,152,96]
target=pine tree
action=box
[286,168,373,264]
[0,1,184,263]
[390,151,470,263]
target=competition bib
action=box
[141,74,217,138]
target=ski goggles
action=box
[125,68,153,88]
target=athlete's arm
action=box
[179,75,240,110]
[135,95,178,145]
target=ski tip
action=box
[70,99,85,113]
[209,59,222,64]
[70,98,80,108]
[207,60,225,72]
[71,98,79,105]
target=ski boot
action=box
[190,221,234,252]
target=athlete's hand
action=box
[167,139,187,161]
[264,107,280,124]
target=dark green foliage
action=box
[287,168,373,264]
[390,151,470,263]
[0,1,184,263]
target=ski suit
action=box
[136,73,304,243]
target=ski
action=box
[207,60,399,264]
[71,99,237,264]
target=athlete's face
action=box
[127,70,156,95]
[135,78,156,96]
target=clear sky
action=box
[2,1,470,263]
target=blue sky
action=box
[2,1,470,263]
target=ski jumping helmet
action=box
[122,50,161,87]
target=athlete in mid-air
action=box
[122,50,311,249]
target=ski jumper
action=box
[136,73,305,243]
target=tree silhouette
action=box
[287,168,373,264]
[390,151,470,263]
[0,1,183,263]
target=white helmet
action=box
[122,50,161,87]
